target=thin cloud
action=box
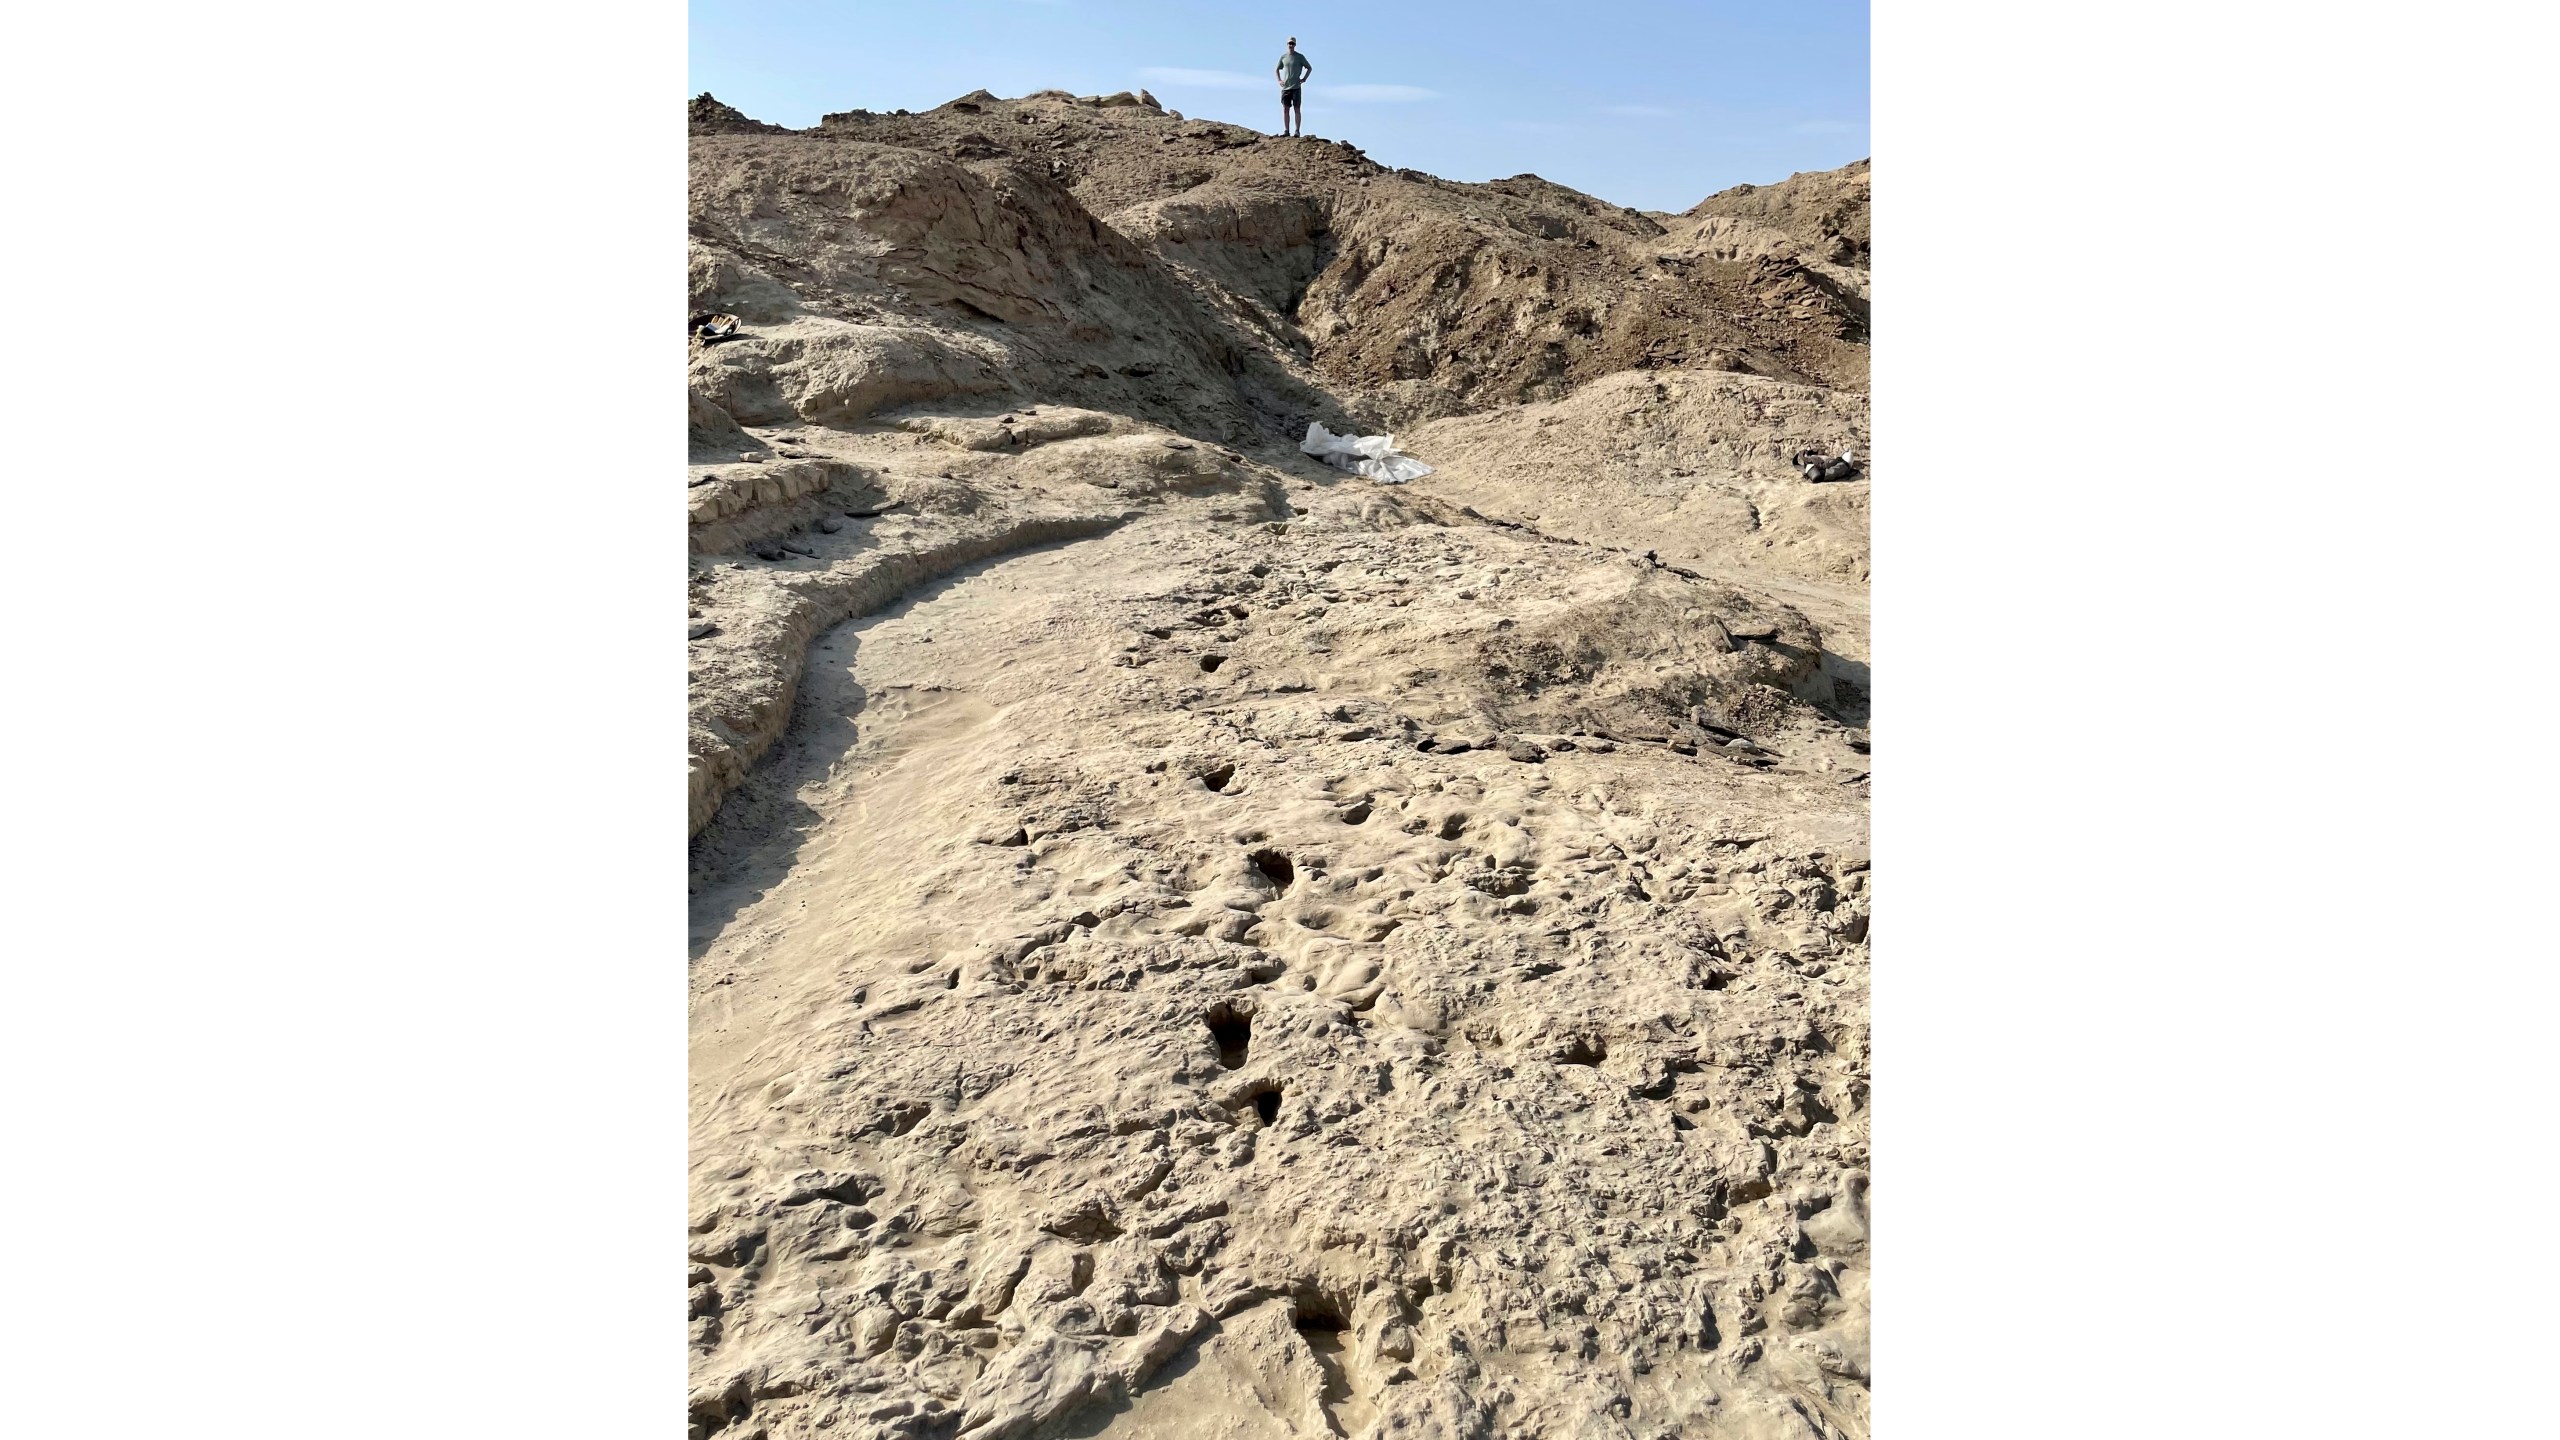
[1499,120,1575,134]
[1139,66,1264,89]
[1600,104,1680,119]
[1793,119,1866,135]
[1313,83,1441,103]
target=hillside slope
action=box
[693,88,1866,429]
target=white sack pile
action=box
[1301,422,1434,484]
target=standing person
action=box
[1276,37,1312,136]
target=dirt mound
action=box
[711,89,1871,424]
[1407,367,1872,589]
[690,92,788,136]
[688,135,1349,442]
[1687,159,1872,271]
[689,387,757,459]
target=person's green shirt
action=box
[1277,51,1312,88]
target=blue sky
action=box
[689,1,1868,213]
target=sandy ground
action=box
[688,425,1869,1440]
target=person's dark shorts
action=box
[1281,85,1303,106]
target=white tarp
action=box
[1301,422,1434,484]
